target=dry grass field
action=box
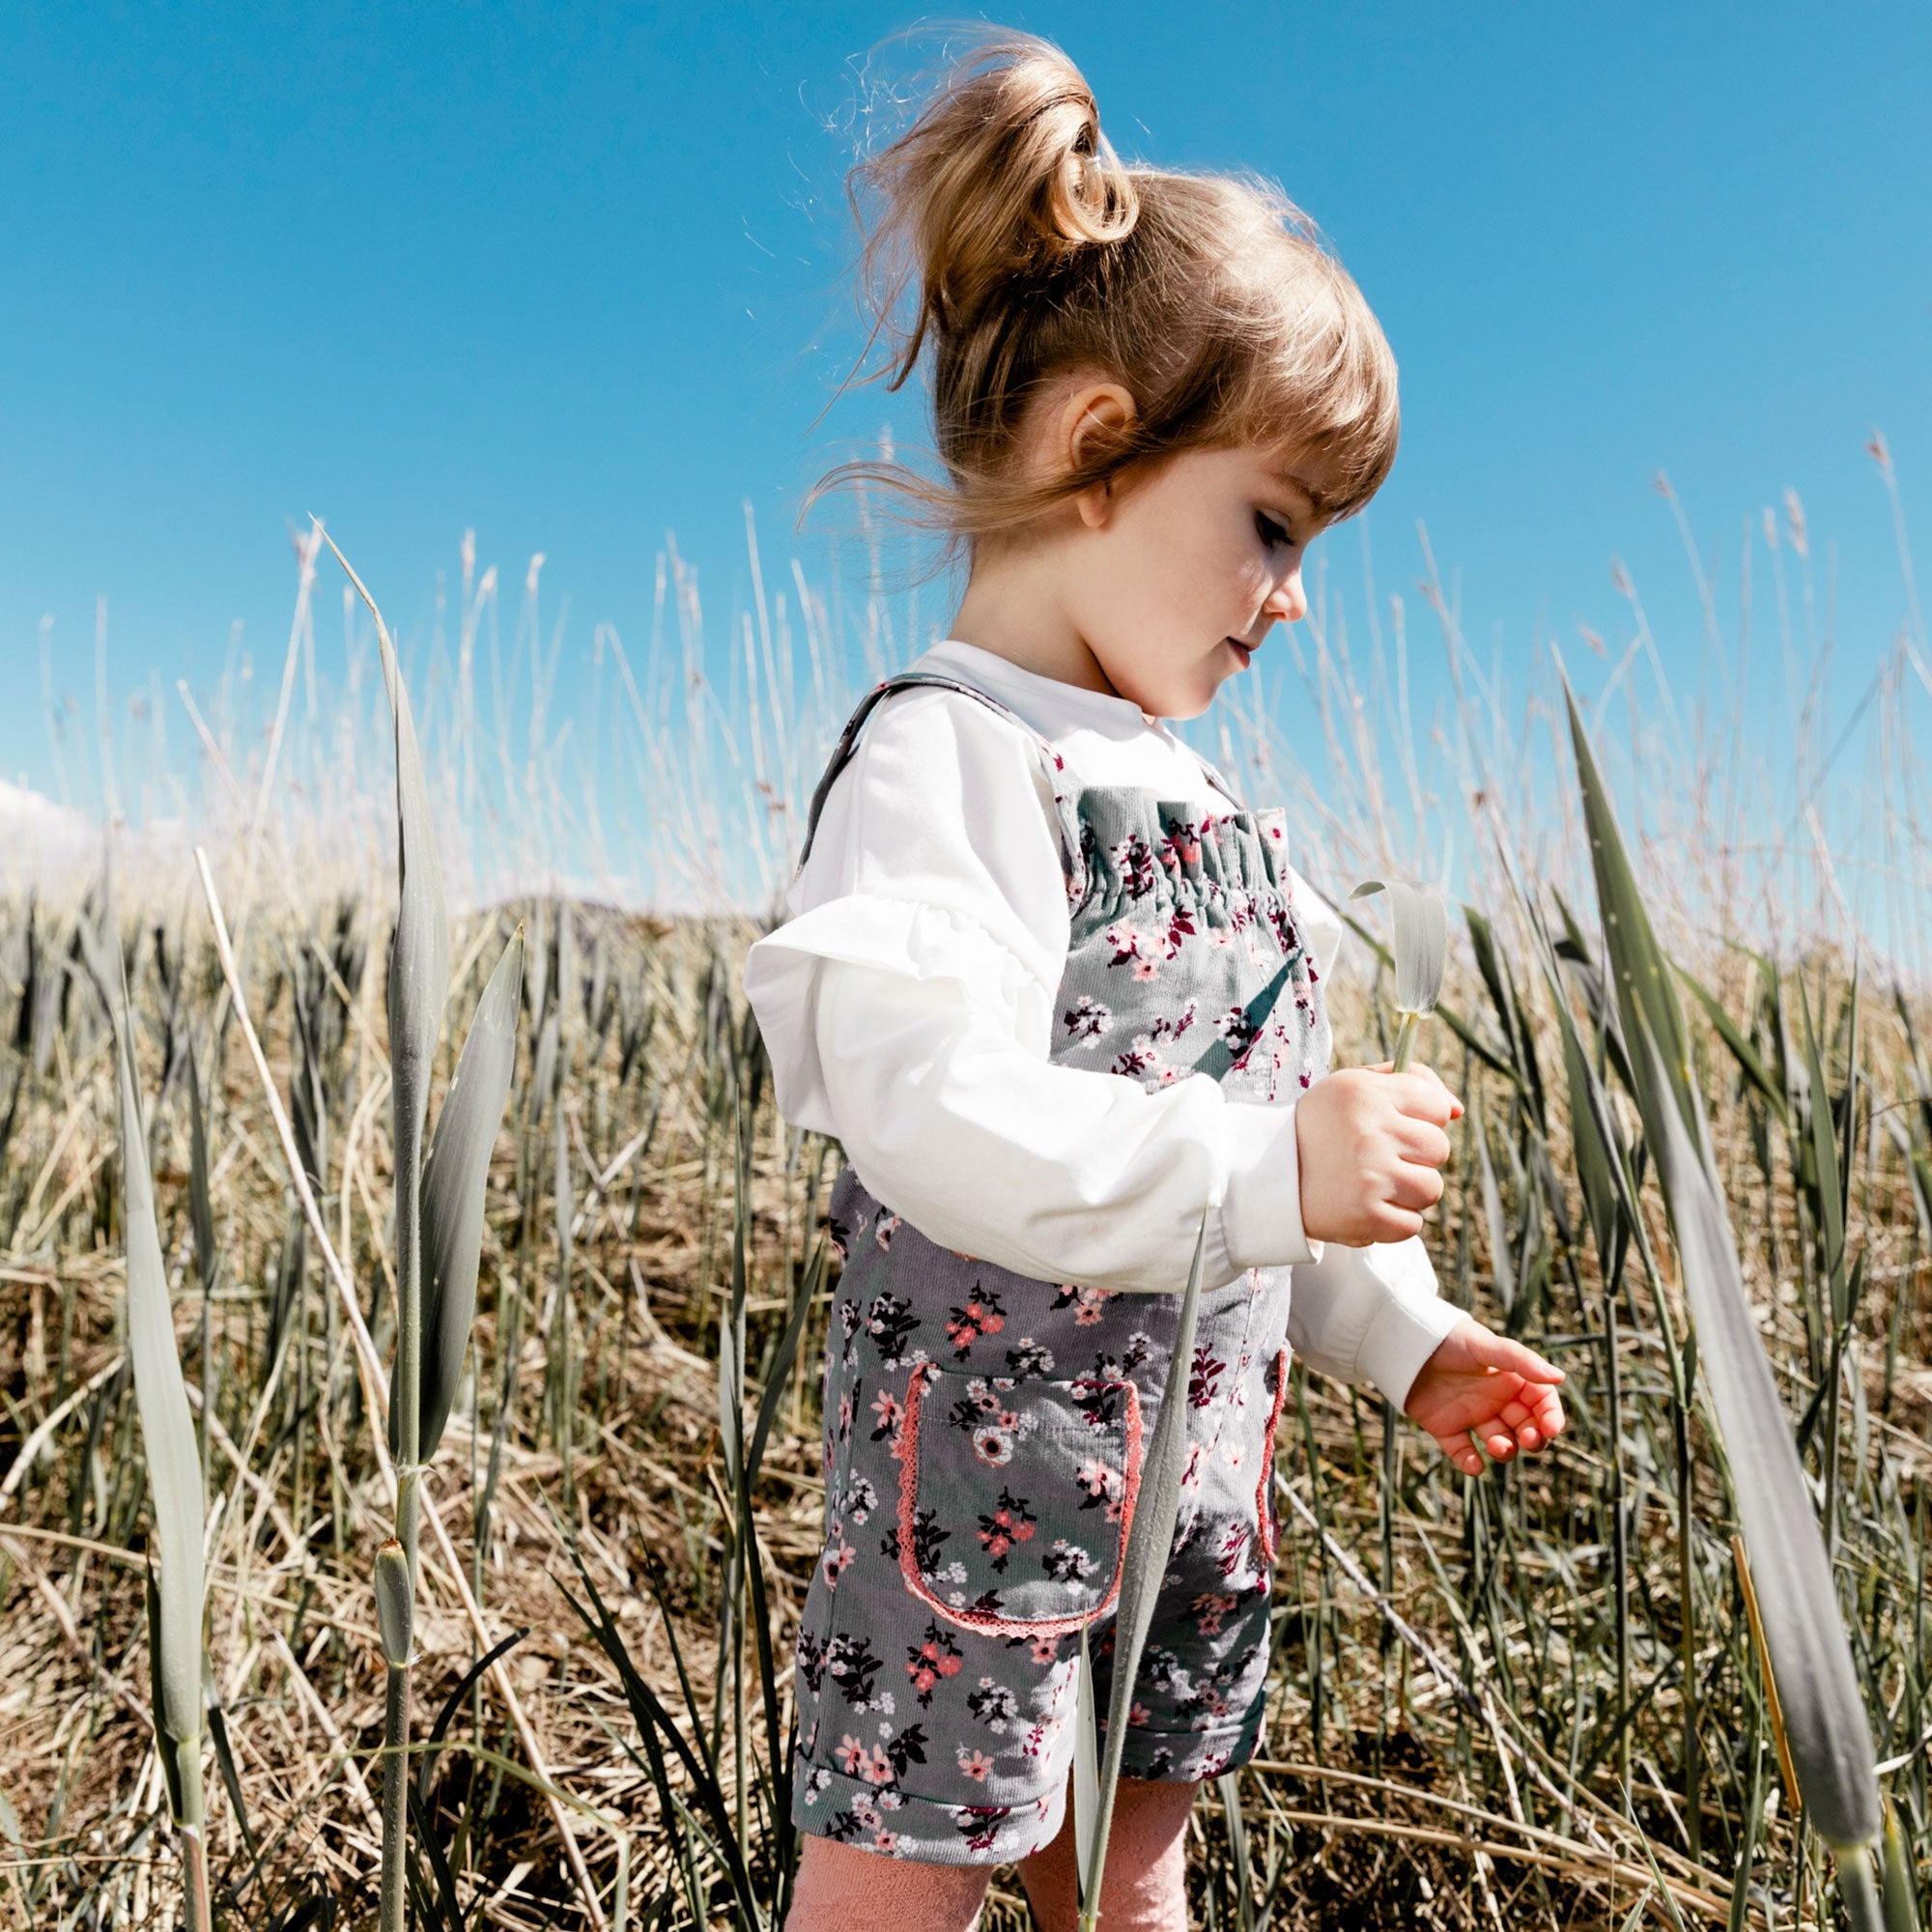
[1,489,1927,1927]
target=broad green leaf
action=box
[1558,1009,1620,1273]
[326,527,450,1473]
[1881,1800,1920,1932]
[186,1044,216,1293]
[95,919,205,1753]
[1564,679,1698,1152]
[1632,946,1879,1849]
[1081,1213,1209,1926]
[1072,1626,1098,1910]
[1474,1101,1516,1317]
[413,927,526,1461]
[1675,960,1789,1126]
[1801,988,1846,1287]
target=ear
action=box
[1055,380,1137,530]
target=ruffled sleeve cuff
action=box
[742,892,1055,1137]
[1356,1286,1463,1413]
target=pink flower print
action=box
[1103,922,1151,969]
[1131,955,1160,981]
[1191,1592,1237,1636]
[872,1830,898,1854]
[1110,833,1157,898]
[836,1735,867,1776]
[1068,1284,1113,1325]
[822,1533,856,1588]
[1064,994,1113,1040]
[944,1290,1008,1358]
[1028,1633,1061,1664]
[1128,1700,1152,1726]
[861,1745,894,1786]
[870,1389,903,1451]
[1074,1459,1124,1520]
[957,1748,993,1782]
[837,1391,855,1445]
[1161,823,1203,869]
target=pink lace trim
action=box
[1254,1347,1291,1566]
[895,1364,1145,1639]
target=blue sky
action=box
[2,1,1926,852]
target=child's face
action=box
[1069,442,1329,722]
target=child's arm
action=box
[1281,1231,1463,1410]
[746,686,1322,1293]
[810,953,1316,1293]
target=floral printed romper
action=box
[788,670,1333,1863]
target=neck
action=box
[949,543,1118,698]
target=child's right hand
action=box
[1294,1062,1463,1245]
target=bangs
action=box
[1234,255,1401,526]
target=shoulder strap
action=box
[795,671,1086,900]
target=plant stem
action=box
[380,1659,412,1928]
[1392,1009,1420,1071]
[178,1739,212,1932]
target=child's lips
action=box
[1227,637,1254,667]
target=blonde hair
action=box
[822,30,1400,545]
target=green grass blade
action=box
[1563,678,1698,1151]
[1081,1212,1209,1925]
[1632,994,1879,1848]
[417,927,526,1460]
[1072,1626,1098,1909]
[1675,959,1789,1125]
[102,932,205,1754]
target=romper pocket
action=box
[896,1363,1145,1637]
[1255,1347,1291,1565]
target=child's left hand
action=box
[1403,1318,1567,1476]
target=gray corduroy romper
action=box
[787,669,1332,1863]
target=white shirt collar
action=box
[913,638,1166,739]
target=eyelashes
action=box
[1254,509,1295,551]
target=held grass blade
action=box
[1079,1211,1209,1930]
[1564,677,1880,1857]
[1350,876,1447,1071]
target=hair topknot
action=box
[819,28,1400,551]
[851,36,1139,387]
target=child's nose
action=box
[1263,565,1308,626]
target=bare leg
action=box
[786,1833,993,1932]
[1016,1776,1198,1932]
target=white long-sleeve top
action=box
[742,639,1462,1409]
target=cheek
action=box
[1117,497,1259,625]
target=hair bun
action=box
[853,35,1139,384]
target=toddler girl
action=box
[743,33,1565,1932]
